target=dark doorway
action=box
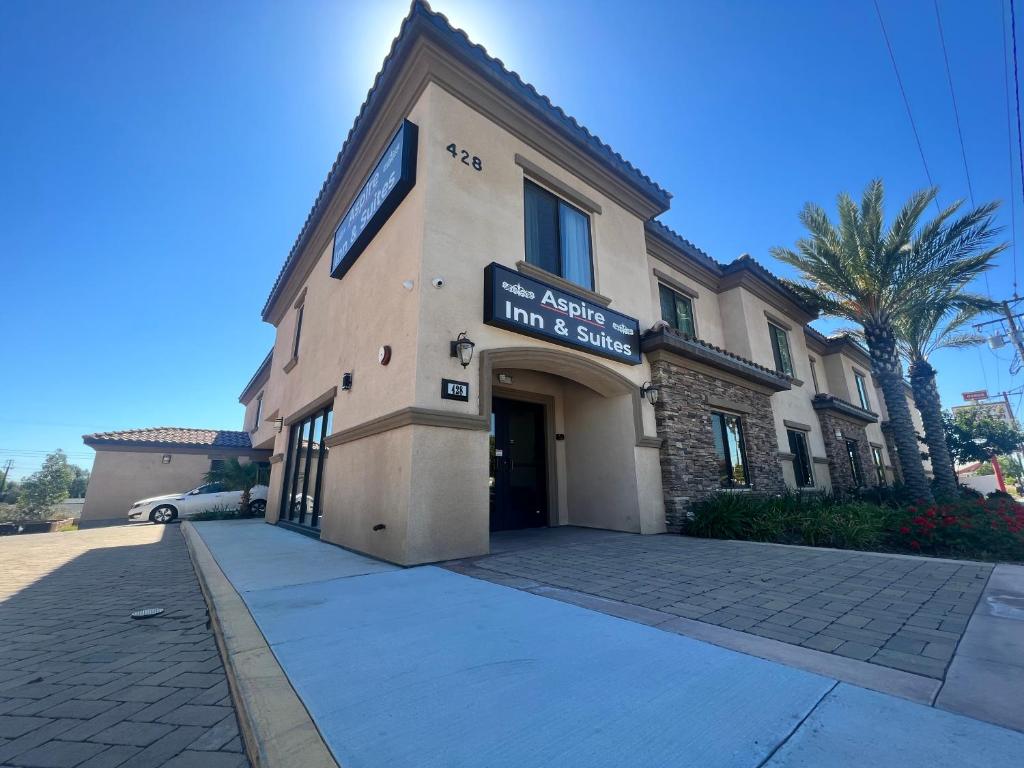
[490,397,548,532]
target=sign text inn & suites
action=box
[81,1,930,564]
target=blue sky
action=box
[1,0,1020,479]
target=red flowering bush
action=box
[892,497,1024,561]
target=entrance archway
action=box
[478,347,663,535]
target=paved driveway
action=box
[451,528,992,680]
[0,525,248,768]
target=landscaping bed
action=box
[686,490,1024,563]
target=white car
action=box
[129,483,269,523]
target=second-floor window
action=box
[291,304,304,361]
[711,411,749,488]
[524,179,593,290]
[787,429,814,488]
[854,371,870,410]
[769,323,794,376]
[658,284,695,336]
[252,393,263,432]
[809,358,820,393]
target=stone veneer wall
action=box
[816,411,879,492]
[651,358,786,531]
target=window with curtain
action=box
[854,372,871,410]
[787,429,814,488]
[711,411,750,487]
[658,284,696,336]
[769,323,794,376]
[524,180,593,289]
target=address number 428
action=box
[446,143,482,171]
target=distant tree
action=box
[0,479,20,504]
[204,458,261,514]
[68,465,90,498]
[17,450,73,520]
[975,454,1024,482]
[944,410,1024,465]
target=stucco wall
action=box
[81,450,213,523]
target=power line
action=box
[1010,0,1024,298]
[933,0,974,205]
[1003,0,1021,296]
[873,0,940,212]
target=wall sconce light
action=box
[497,372,513,385]
[640,382,659,405]
[273,417,284,434]
[341,372,354,391]
[450,332,475,368]
[834,428,843,439]
[161,454,172,464]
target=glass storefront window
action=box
[280,404,333,528]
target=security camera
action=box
[431,276,445,288]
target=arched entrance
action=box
[477,347,663,536]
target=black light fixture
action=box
[640,382,659,405]
[450,331,475,368]
[273,417,284,434]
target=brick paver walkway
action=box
[454,529,993,680]
[0,525,249,768]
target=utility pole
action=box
[0,460,12,495]
[1001,300,1024,369]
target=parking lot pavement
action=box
[455,528,992,680]
[0,524,249,768]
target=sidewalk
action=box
[190,520,1024,768]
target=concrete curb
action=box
[181,521,339,768]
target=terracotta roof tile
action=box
[83,427,252,449]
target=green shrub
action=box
[687,491,1024,562]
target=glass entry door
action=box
[489,397,548,532]
[280,405,333,528]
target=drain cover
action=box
[130,607,165,620]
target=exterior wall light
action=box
[450,332,475,368]
[641,382,659,405]
[273,417,284,434]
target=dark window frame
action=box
[658,283,696,336]
[854,371,871,410]
[291,304,304,361]
[711,411,751,488]
[871,445,886,486]
[787,429,815,488]
[252,393,263,432]
[846,439,865,487]
[768,323,795,376]
[279,403,333,529]
[523,179,595,290]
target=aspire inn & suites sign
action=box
[483,262,641,365]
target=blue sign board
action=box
[483,262,642,365]
[330,120,418,279]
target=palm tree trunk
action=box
[908,358,958,498]
[864,322,934,503]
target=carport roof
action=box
[83,427,253,450]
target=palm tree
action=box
[204,458,262,515]
[896,294,992,497]
[771,180,1005,502]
